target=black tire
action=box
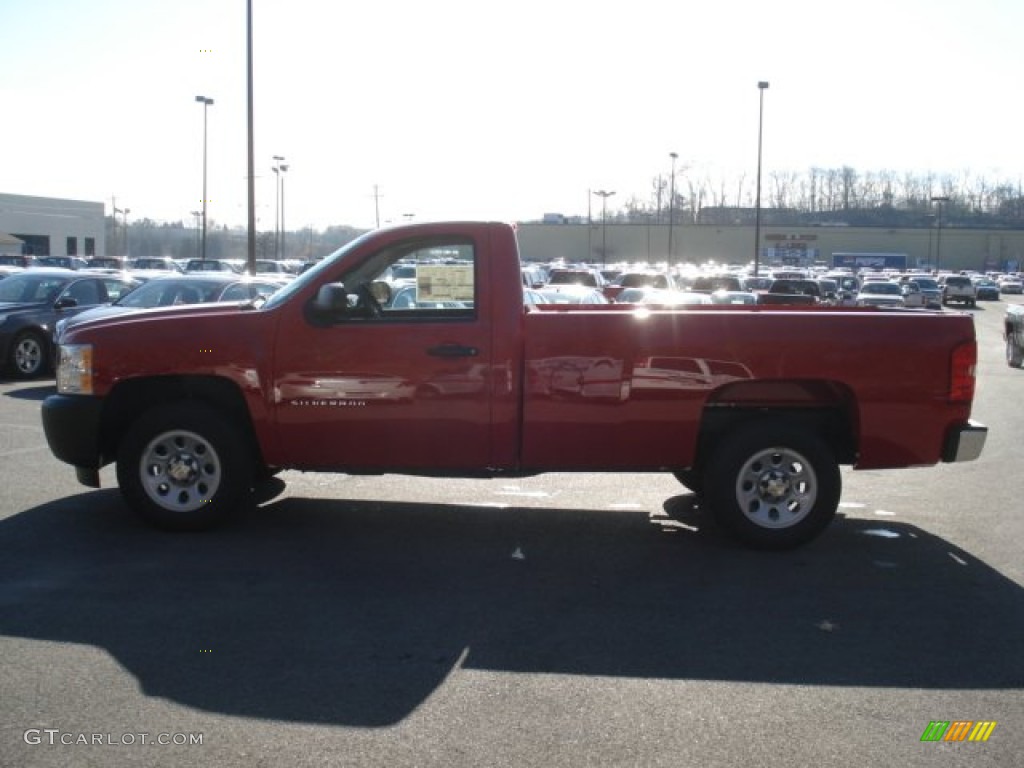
[702,421,841,550]
[8,330,48,379]
[672,468,703,495]
[1007,334,1024,368]
[116,402,254,531]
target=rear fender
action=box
[691,380,859,469]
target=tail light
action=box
[949,341,977,403]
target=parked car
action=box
[688,275,743,293]
[942,275,977,307]
[184,258,240,274]
[972,278,1000,301]
[709,290,758,305]
[741,275,773,292]
[996,276,1023,295]
[534,285,611,304]
[520,264,548,290]
[900,281,926,308]
[86,257,129,273]
[604,271,676,301]
[904,276,942,308]
[36,256,90,270]
[765,278,830,305]
[0,254,38,268]
[0,269,139,378]
[855,281,906,308]
[615,287,711,305]
[544,267,607,289]
[253,259,296,277]
[130,256,182,273]
[53,273,288,342]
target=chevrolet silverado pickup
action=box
[41,221,988,549]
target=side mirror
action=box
[310,283,349,321]
[54,297,79,309]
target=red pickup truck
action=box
[42,221,987,549]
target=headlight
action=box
[56,344,94,394]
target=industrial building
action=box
[0,193,106,258]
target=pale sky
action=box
[3,0,1022,230]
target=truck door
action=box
[272,236,494,471]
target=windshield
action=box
[261,230,377,310]
[862,282,901,295]
[115,278,228,307]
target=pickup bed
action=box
[42,221,988,549]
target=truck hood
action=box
[59,301,258,342]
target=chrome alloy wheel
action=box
[14,336,43,375]
[734,446,818,530]
[139,429,222,512]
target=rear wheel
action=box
[1007,333,1024,368]
[116,402,254,531]
[702,421,840,550]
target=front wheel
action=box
[702,422,840,550]
[8,330,48,379]
[116,402,254,531]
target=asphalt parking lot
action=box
[1,299,1022,768]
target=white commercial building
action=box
[0,193,106,258]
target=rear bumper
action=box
[942,420,988,463]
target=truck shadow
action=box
[0,382,56,400]
[1,490,1021,727]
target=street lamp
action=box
[196,95,214,260]
[753,80,770,276]
[592,189,616,264]
[931,196,950,273]
[667,152,678,264]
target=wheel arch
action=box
[7,324,50,376]
[691,379,859,470]
[100,375,266,469]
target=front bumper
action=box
[942,420,988,463]
[41,394,105,484]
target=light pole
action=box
[272,155,286,259]
[924,213,936,270]
[190,211,202,258]
[753,80,770,276]
[280,162,288,260]
[114,206,131,257]
[592,189,616,264]
[931,196,950,273]
[667,152,678,264]
[196,95,214,260]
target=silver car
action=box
[856,281,906,308]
